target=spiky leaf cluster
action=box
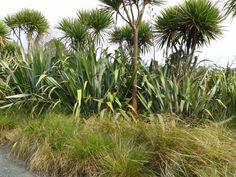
[111,21,153,54]
[155,0,223,54]
[4,9,49,41]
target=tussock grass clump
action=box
[0,112,24,131]
[0,114,236,177]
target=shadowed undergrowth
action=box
[0,113,236,177]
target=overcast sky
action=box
[0,0,235,66]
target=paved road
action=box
[0,149,35,177]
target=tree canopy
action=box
[4,9,49,49]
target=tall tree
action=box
[110,21,153,55]
[57,18,88,51]
[78,9,113,45]
[58,9,113,51]
[4,9,49,50]
[155,0,223,73]
[99,0,164,113]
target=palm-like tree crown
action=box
[58,9,113,51]
[154,6,181,50]
[57,18,88,51]
[78,9,113,44]
[5,9,49,35]
[111,21,153,54]
[155,0,223,54]
[0,21,9,47]
[4,9,49,48]
[99,0,164,13]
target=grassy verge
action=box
[0,113,236,177]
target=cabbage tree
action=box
[110,21,153,54]
[155,0,223,72]
[78,9,113,45]
[57,18,88,51]
[58,9,113,51]
[4,9,49,50]
[99,0,164,113]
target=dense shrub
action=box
[0,44,236,119]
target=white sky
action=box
[0,0,235,66]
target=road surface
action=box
[0,149,35,177]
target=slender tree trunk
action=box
[131,27,139,113]
[27,32,33,51]
[181,45,194,77]
[35,34,41,47]
[15,30,24,50]
[185,45,196,74]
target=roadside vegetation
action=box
[1,113,236,177]
[0,0,236,176]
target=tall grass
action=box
[0,113,236,177]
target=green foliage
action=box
[53,45,129,115]
[99,0,122,13]
[1,114,236,177]
[0,41,21,56]
[0,46,59,113]
[0,45,236,119]
[78,9,113,44]
[0,44,131,115]
[155,0,223,54]
[225,0,236,17]
[0,3,234,120]
[138,65,227,118]
[0,21,9,47]
[0,115,19,130]
[154,0,223,76]
[58,9,113,50]
[57,18,88,50]
[111,21,153,54]
[0,4,235,177]
[99,0,164,13]
[154,6,181,50]
[5,9,49,33]
[4,9,49,49]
